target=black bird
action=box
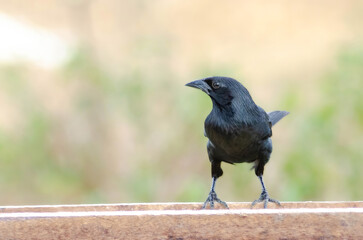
[185,76,289,209]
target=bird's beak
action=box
[185,79,211,95]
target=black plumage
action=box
[185,76,289,209]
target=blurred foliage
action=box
[0,47,210,204]
[281,45,363,201]
[1,42,363,205]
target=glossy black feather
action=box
[268,111,290,126]
[186,76,289,209]
[186,76,288,174]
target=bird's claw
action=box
[251,190,281,209]
[202,190,229,209]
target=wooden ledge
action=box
[1,201,363,239]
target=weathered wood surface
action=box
[0,201,362,239]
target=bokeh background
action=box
[0,0,362,205]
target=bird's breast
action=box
[205,124,261,162]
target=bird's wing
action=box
[268,111,289,126]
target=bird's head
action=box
[185,76,250,107]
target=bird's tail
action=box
[268,111,289,126]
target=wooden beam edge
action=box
[1,207,363,219]
[1,201,363,213]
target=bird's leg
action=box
[202,177,229,209]
[251,175,281,208]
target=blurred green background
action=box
[0,1,362,205]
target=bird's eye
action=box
[212,82,220,89]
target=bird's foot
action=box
[202,190,229,209]
[251,190,281,209]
